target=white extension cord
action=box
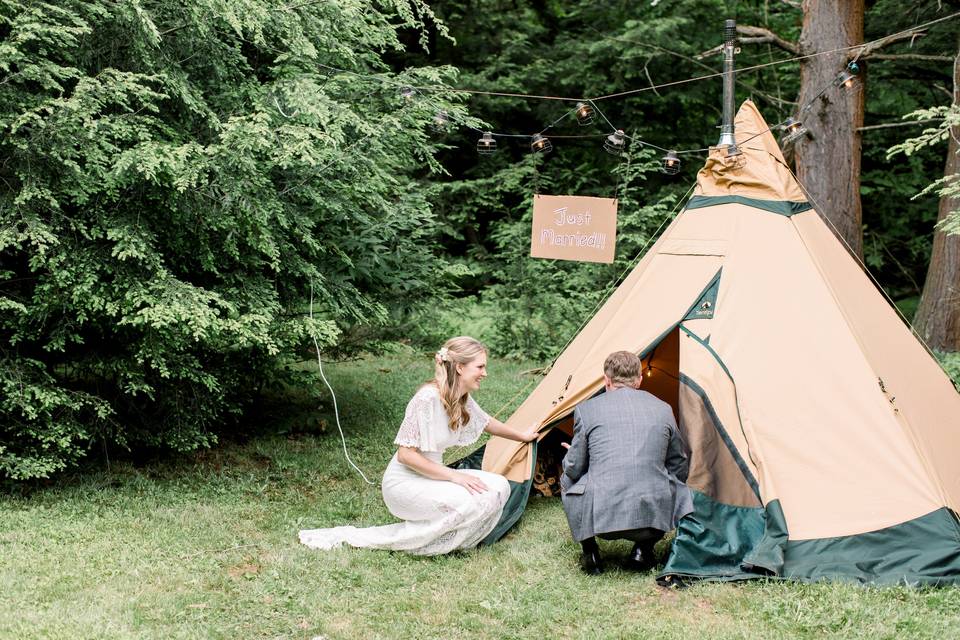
[310,283,376,486]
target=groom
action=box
[560,350,693,574]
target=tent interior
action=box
[526,319,766,531]
[529,328,681,498]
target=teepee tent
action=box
[468,101,960,585]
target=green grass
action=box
[2,355,960,639]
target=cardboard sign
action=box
[530,194,617,264]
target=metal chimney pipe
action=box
[717,19,738,148]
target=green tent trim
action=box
[782,508,960,586]
[450,442,537,546]
[660,491,960,586]
[683,269,722,321]
[686,195,812,217]
[658,491,787,585]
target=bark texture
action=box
[795,0,865,257]
[913,38,960,352]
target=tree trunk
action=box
[913,37,960,352]
[795,0,865,257]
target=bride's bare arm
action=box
[484,417,539,442]
[396,446,489,494]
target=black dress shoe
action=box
[626,544,656,572]
[580,549,604,575]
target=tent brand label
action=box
[530,194,617,263]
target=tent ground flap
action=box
[660,491,960,585]
[658,491,787,584]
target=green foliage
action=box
[937,351,960,391]
[397,0,957,359]
[863,0,959,301]
[887,104,960,235]
[0,0,461,479]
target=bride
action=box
[299,336,538,555]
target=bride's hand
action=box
[519,426,540,442]
[451,472,489,495]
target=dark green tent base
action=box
[450,442,537,546]
[659,490,960,587]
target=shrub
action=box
[0,0,460,479]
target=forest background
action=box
[1,0,959,482]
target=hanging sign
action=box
[530,194,617,264]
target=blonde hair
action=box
[430,336,487,431]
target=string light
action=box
[477,131,497,155]
[301,20,955,164]
[604,129,627,156]
[419,54,861,161]
[432,110,450,132]
[661,150,681,175]
[834,61,861,89]
[530,133,553,154]
[380,55,860,167]
[575,102,595,125]
[781,117,808,145]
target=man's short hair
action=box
[604,350,641,386]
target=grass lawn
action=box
[2,354,959,639]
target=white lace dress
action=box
[298,385,511,556]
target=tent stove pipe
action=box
[717,19,739,150]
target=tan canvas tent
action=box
[463,101,960,585]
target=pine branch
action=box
[697,25,799,58]
[861,53,953,62]
[857,118,942,132]
[737,25,801,56]
[855,30,929,59]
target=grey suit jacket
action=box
[560,387,693,542]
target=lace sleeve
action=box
[458,395,491,445]
[394,388,442,452]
